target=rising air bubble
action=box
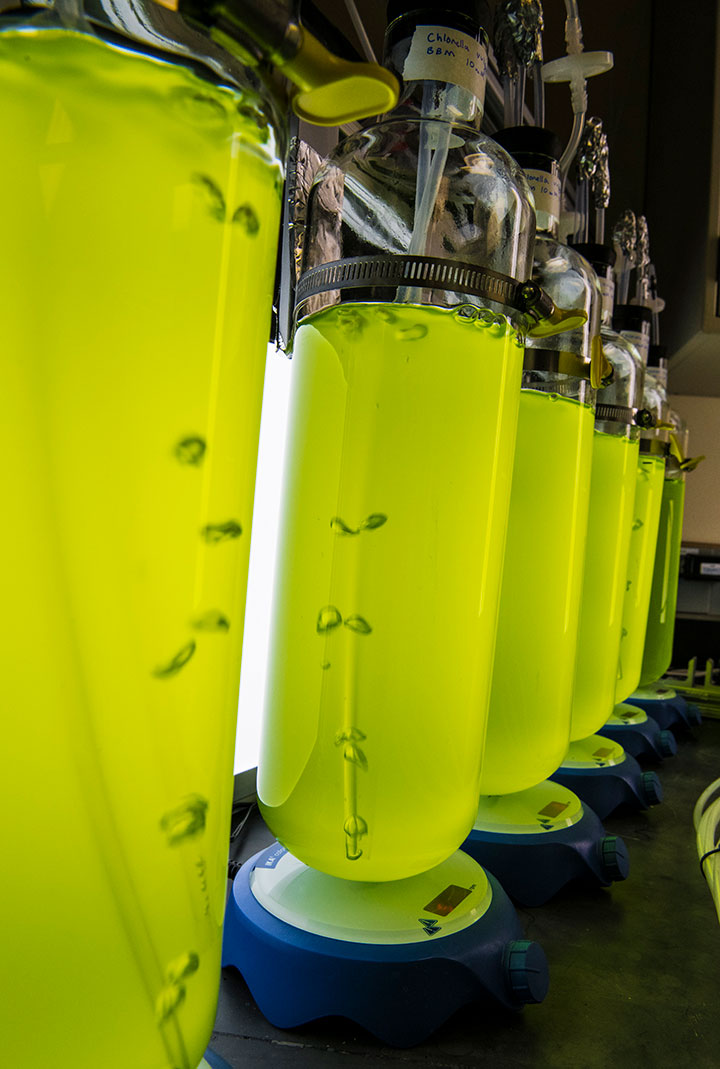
[191,174,226,222]
[166,951,200,984]
[360,513,387,531]
[232,203,260,236]
[336,308,365,335]
[454,304,478,323]
[395,324,428,342]
[172,89,229,130]
[344,615,372,635]
[474,310,495,329]
[174,436,206,466]
[153,641,196,679]
[330,517,359,536]
[160,794,208,846]
[317,606,342,633]
[191,610,230,632]
[374,307,396,323]
[201,520,242,543]
[155,983,186,1024]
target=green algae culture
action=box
[1,27,282,1069]
[258,303,523,882]
[615,454,666,701]
[479,388,594,795]
[570,430,639,741]
[639,476,686,686]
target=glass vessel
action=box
[258,4,539,881]
[639,388,687,688]
[570,334,643,741]
[478,127,597,794]
[614,357,668,702]
[1,2,283,1066]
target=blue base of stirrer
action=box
[221,843,548,1047]
[461,780,629,907]
[600,703,678,761]
[628,683,702,733]
[550,734,663,820]
[200,1050,233,1069]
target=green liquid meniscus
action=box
[479,388,594,795]
[639,476,686,686]
[615,454,666,701]
[570,430,639,741]
[258,303,523,882]
[1,29,281,1069]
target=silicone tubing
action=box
[694,777,720,924]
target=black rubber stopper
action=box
[613,304,652,334]
[570,242,617,270]
[647,343,668,367]
[494,126,564,169]
[386,0,492,35]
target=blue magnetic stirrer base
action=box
[222,844,548,1047]
[550,734,663,819]
[462,780,629,907]
[628,683,702,733]
[600,703,677,761]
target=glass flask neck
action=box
[382,18,489,128]
[523,163,561,239]
[598,268,615,326]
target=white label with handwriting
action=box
[403,27,487,103]
[599,275,615,320]
[524,169,561,220]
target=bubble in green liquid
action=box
[330,517,358,536]
[160,794,208,846]
[336,728,368,769]
[174,436,206,466]
[172,89,228,130]
[453,304,478,323]
[360,512,387,531]
[192,610,230,632]
[395,324,428,342]
[153,641,196,679]
[336,307,365,335]
[331,513,387,535]
[191,173,225,222]
[232,203,260,235]
[201,520,242,543]
[155,983,186,1023]
[344,615,372,635]
[317,606,342,633]
[374,307,396,323]
[166,951,200,983]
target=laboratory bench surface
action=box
[209,718,720,1067]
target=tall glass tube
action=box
[479,127,598,794]
[569,329,643,741]
[1,12,283,1067]
[258,4,537,881]
[615,452,666,700]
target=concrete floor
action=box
[210,718,720,1067]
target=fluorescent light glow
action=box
[234,345,292,775]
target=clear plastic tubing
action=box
[694,779,720,924]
